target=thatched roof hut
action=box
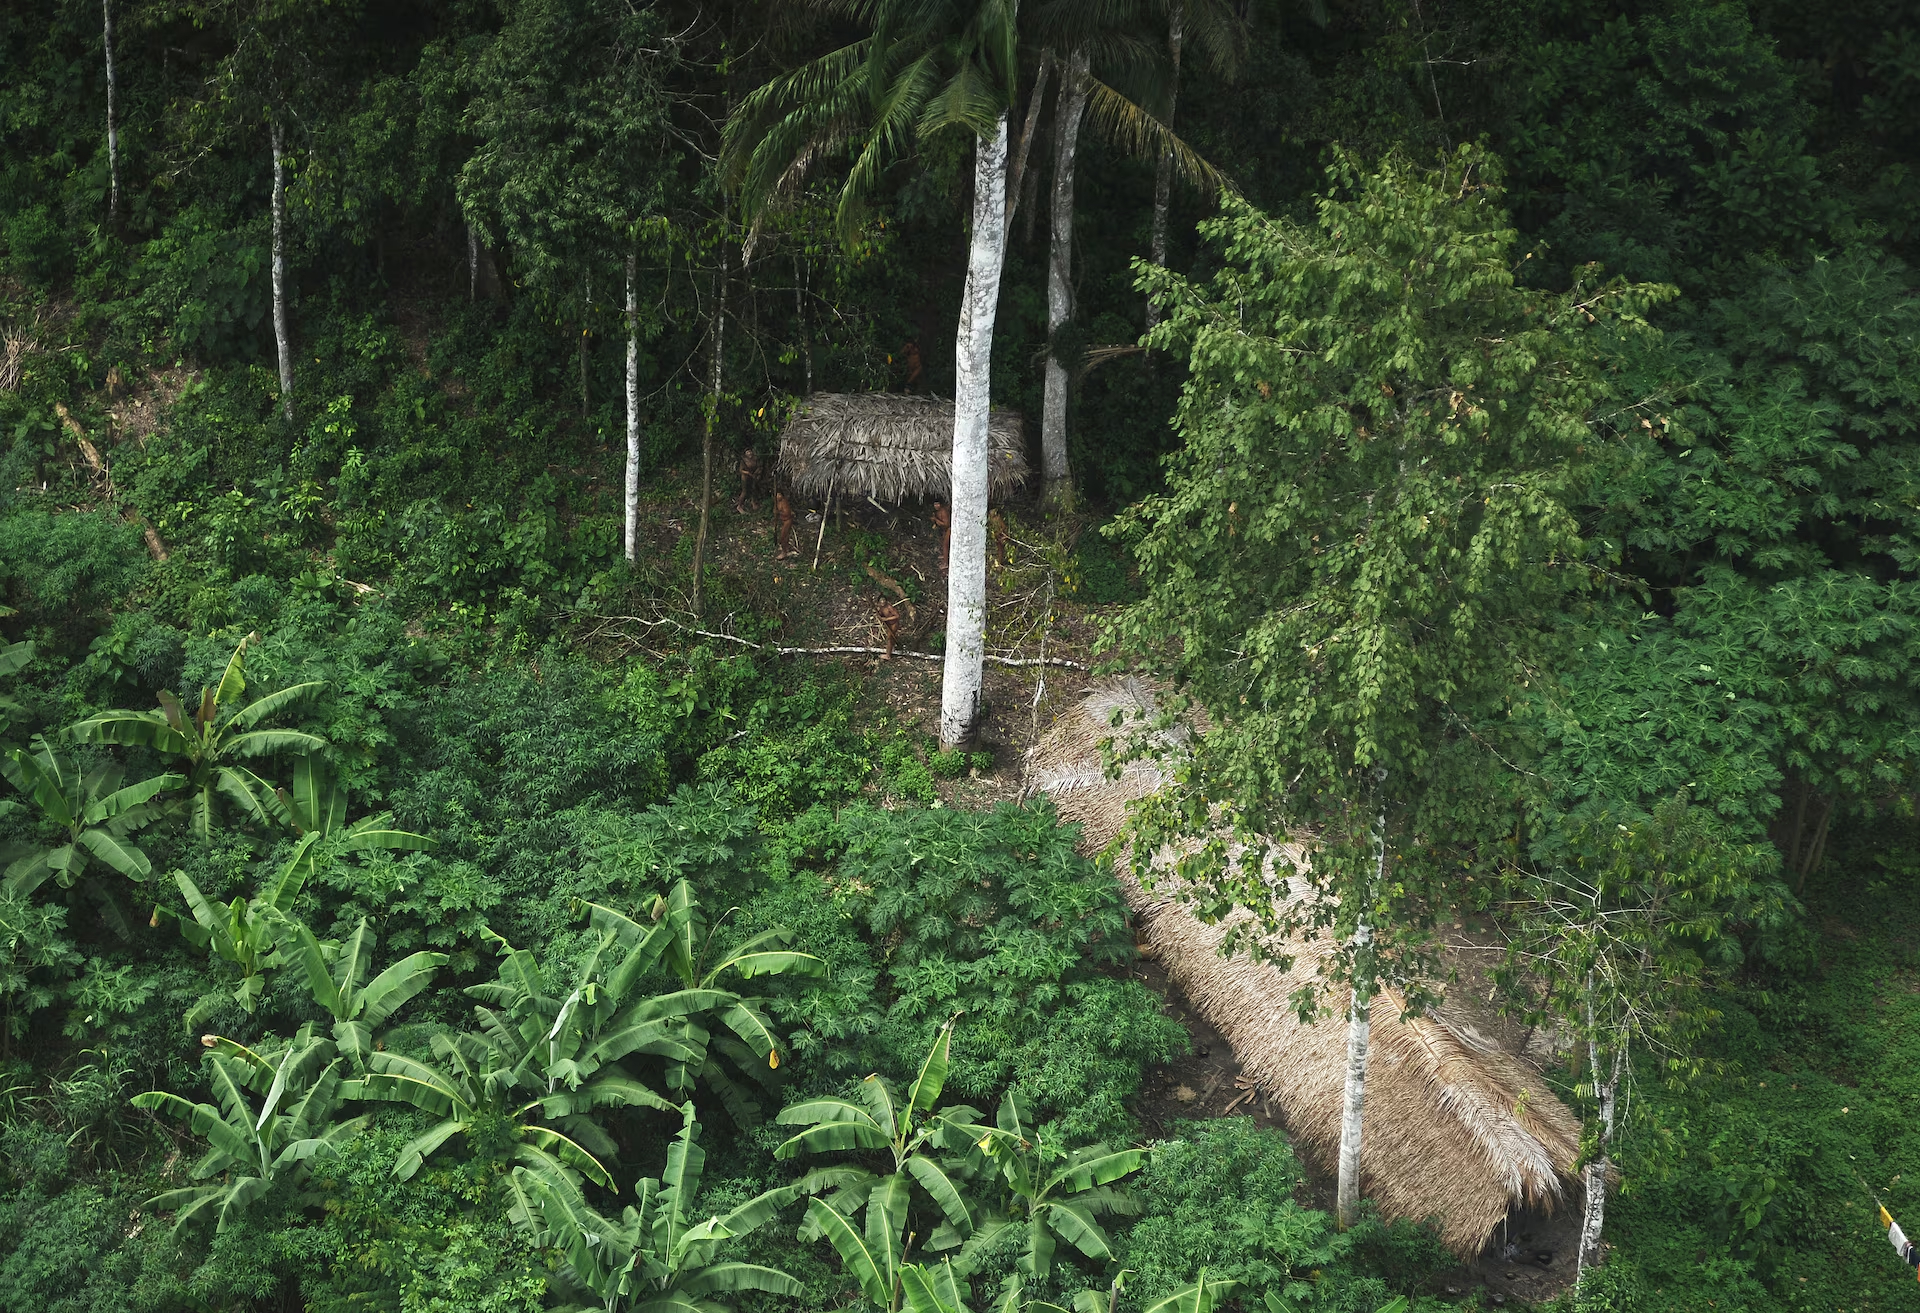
[777,393,1029,502]
[1024,680,1582,1258]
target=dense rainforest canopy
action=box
[1,0,1918,1310]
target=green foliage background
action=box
[1,0,1918,1308]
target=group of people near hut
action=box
[735,443,952,574]
[734,391,1033,663]
[729,441,943,663]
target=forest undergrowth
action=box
[6,0,1920,1308]
[2,271,1916,1313]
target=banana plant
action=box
[163,811,432,1021]
[272,915,446,1067]
[164,838,316,1020]
[352,1028,645,1189]
[0,734,182,898]
[940,1091,1143,1284]
[777,1021,984,1311]
[130,1023,368,1231]
[509,1101,804,1313]
[1256,1296,1403,1313]
[898,1263,980,1313]
[69,631,325,837]
[573,882,823,1124]
[1140,1273,1239,1313]
[0,638,30,741]
[351,937,701,1189]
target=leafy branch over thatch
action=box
[1023,680,1584,1257]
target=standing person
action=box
[774,489,796,559]
[933,500,951,573]
[735,446,763,512]
[875,597,902,660]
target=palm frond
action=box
[1082,77,1233,195]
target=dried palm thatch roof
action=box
[778,393,1029,502]
[1023,679,1582,1258]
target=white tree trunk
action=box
[1577,1001,1623,1284]
[1336,916,1372,1229]
[1145,3,1182,332]
[579,273,591,419]
[690,246,726,614]
[270,122,293,424]
[939,114,1010,751]
[624,254,640,562]
[1041,47,1089,510]
[1337,794,1388,1230]
[468,224,479,300]
[103,0,119,224]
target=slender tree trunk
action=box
[1336,795,1387,1230]
[624,254,640,562]
[1577,999,1623,1284]
[1335,916,1372,1229]
[1797,795,1834,891]
[1145,2,1183,331]
[468,224,479,300]
[270,122,293,424]
[1041,47,1090,510]
[1020,113,1046,248]
[580,274,591,420]
[691,246,727,614]
[102,0,120,224]
[939,115,1011,751]
[1004,51,1052,236]
[795,254,812,395]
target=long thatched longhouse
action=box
[1024,679,1582,1258]
[777,393,1029,502]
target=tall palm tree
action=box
[727,0,1220,738]
[1143,0,1313,329]
[1030,0,1237,507]
[726,0,1021,750]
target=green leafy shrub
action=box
[695,670,879,819]
[1123,1119,1447,1313]
[824,799,1177,1138]
[0,510,148,635]
[879,739,937,800]
[0,891,79,1054]
[132,206,269,359]
[927,746,968,779]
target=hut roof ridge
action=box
[1024,679,1584,1257]
[777,391,1029,502]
